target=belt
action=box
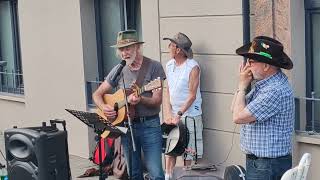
[133,114,159,123]
[246,154,291,160]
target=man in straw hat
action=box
[231,36,294,180]
[163,32,203,180]
[93,30,165,179]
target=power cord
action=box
[216,124,237,166]
[0,149,6,162]
[0,149,6,168]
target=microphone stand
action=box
[121,72,136,180]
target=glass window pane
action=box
[0,1,15,73]
[0,0,23,95]
[99,0,124,75]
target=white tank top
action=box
[166,58,202,117]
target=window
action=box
[86,0,141,106]
[304,0,320,132]
[0,0,23,95]
[94,0,141,79]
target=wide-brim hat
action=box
[163,32,193,59]
[111,30,144,48]
[236,36,293,69]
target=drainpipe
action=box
[242,0,250,51]
[242,0,251,92]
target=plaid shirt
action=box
[240,71,294,158]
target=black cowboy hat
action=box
[236,36,293,70]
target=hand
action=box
[171,115,181,125]
[238,62,253,90]
[164,117,172,124]
[101,104,117,120]
[128,93,141,105]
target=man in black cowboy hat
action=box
[93,30,166,179]
[163,32,203,180]
[231,36,294,180]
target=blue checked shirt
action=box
[240,71,294,158]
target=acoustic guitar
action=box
[97,77,162,138]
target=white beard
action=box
[125,51,137,65]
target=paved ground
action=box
[0,132,225,180]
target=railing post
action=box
[311,91,315,132]
[295,98,300,130]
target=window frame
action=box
[0,0,23,95]
[304,0,320,131]
[86,0,140,106]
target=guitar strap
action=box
[135,57,151,87]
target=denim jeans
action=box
[122,116,164,180]
[246,154,292,180]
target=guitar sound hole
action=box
[114,103,119,111]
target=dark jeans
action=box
[122,116,164,180]
[246,154,292,180]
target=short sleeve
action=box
[246,89,281,122]
[152,61,166,81]
[104,64,122,88]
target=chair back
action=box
[281,153,311,180]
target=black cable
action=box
[0,149,7,167]
[216,124,237,166]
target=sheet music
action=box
[65,109,126,137]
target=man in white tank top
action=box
[163,33,203,180]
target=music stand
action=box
[65,109,127,180]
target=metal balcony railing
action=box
[0,70,24,95]
[86,79,102,107]
[295,92,320,134]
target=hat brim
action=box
[111,41,144,48]
[236,43,293,70]
[163,37,193,59]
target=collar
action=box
[254,71,284,90]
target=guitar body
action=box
[96,89,135,138]
[96,78,162,138]
[97,89,125,125]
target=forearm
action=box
[230,91,238,112]
[140,95,162,107]
[179,66,200,115]
[92,92,106,110]
[92,81,112,110]
[179,95,196,114]
[232,90,248,124]
[233,91,256,124]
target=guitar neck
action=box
[137,86,145,96]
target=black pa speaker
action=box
[4,122,71,180]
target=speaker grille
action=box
[8,161,38,180]
[5,125,70,180]
[8,134,34,161]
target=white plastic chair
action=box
[281,153,311,180]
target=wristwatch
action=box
[177,111,183,116]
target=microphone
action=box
[111,60,126,83]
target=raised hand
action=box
[238,61,253,90]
